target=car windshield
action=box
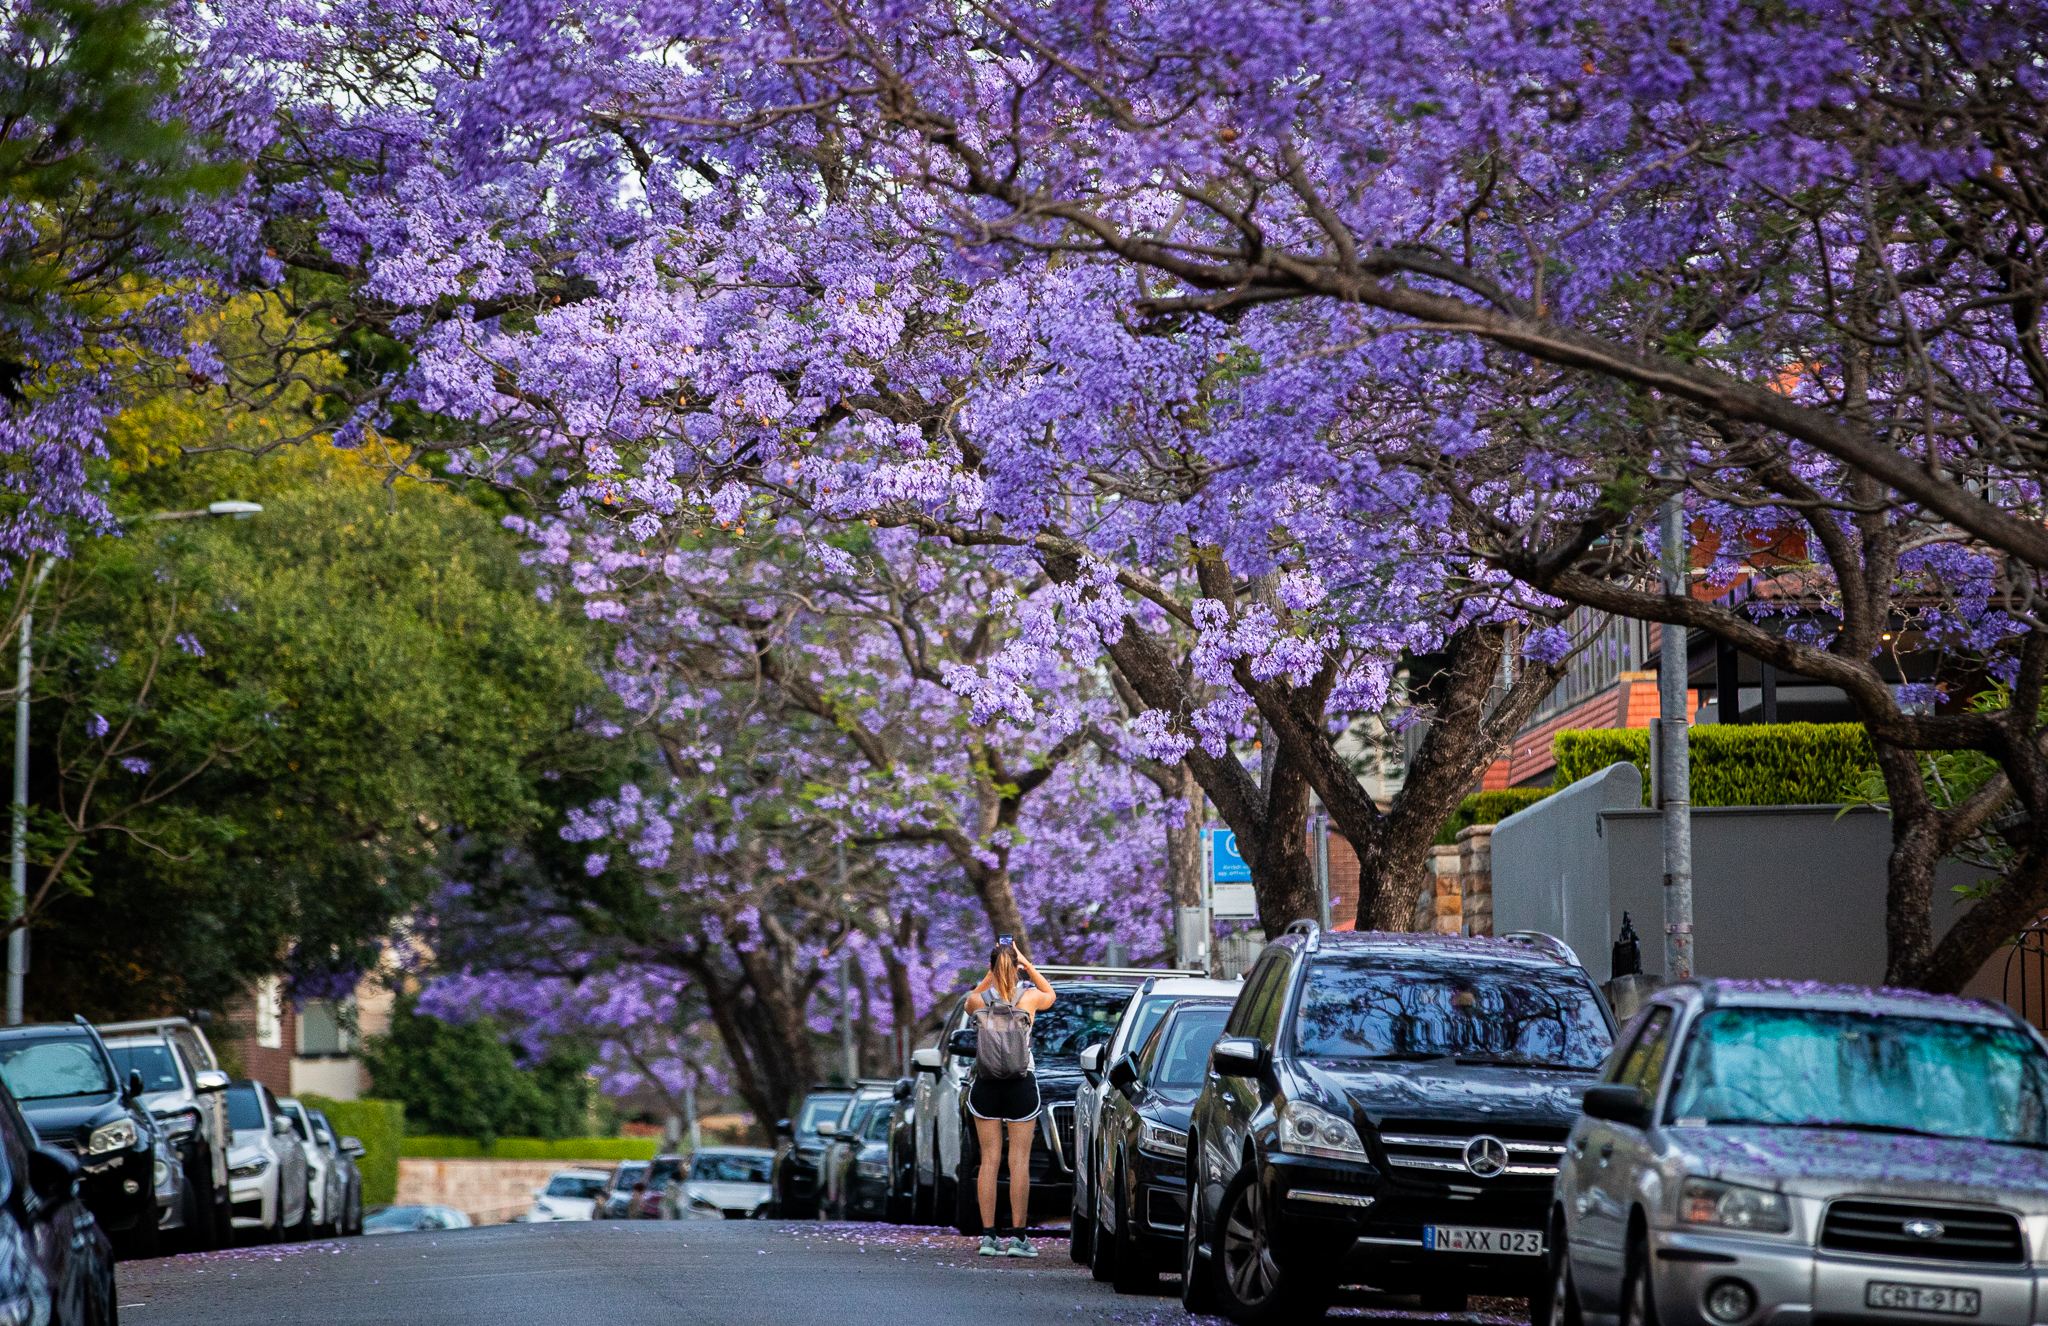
[0,1036,113,1101]
[611,1163,648,1190]
[1290,959,1612,1068]
[1153,1007,1232,1087]
[225,1084,266,1130]
[1120,995,1183,1063]
[691,1154,772,1183]
[1667,1007,2048,1146]
[646,1157,682,1185]
[107,1043,183,1093]
[1032,987,1135,1058]
[842,1096,882,1135]
[545,1175,608,1199]
[864,1106,894,1142]
[796,1095,850,1135]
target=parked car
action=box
[1071,975,1240,1263]
[593,1160,649,1219]
[673,1147,775,1220]
[102,1023,232,1251]
[1183,924,1614,1323]
[821,1088,903,1221]
[635,1153,686,1218]
[0,1020,166,1259]
[772,1087,854,1218]
[1551,978,2048,1326]
[820,1084,895,1219]
[224,1079,310,1243]
[1094,999,1233,1293]
[363,1204,471,1234]
[521,1168,609,1222]
[0,1067,117,1320]
[278,1097,345,1236]
[305,1107,365,1235]
[910,966,1149,1235]
[884,1082,918,1222]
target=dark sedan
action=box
[771,1088,852,1218]
[0,1022,162,1259]
[822,1085,901,1220]
[1094,1000,1230,1294]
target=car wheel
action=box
[1110,1165,1159,1295]
[1213,1166,1331,1325]
[1543,1217,1581,1326]
[953,1153,981,1237]
[1621,1230,1660,1326]
[913,1173,934,1224]
[1090,1193,1116,1283]
[1068,1207,1093,1265]
[1181,1171,1218,1316]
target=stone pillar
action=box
[1419,845,1460,932]
[1457,824,1494,937]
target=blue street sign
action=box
[1206,828,1252,883]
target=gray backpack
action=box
[972,992,1034,1079]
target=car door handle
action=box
[1599,1142,1614,1161]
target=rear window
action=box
[1290,959,1611,1069]
[545,1174,608,1199]
[0,1036,113,1101]
[691,1153,772,1183]
[226,1084,266,1130]
[1031,987,1134,1058]
[796,1094,850,1135]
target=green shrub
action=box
[1432,788,1556,846]
[301,1096,404,1207]
[1552,723,1875,806]
[398,1136,659,1161]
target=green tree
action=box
[361,997,592,1146]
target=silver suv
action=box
[1549,979,2048,1326]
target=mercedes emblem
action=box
[1903,1219,1946,1241]
[1463,1134,1509,1178]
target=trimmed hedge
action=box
[1432,788,1555,846]
[1553,723,1874,807]
[300,1096,404,1207]
[399,1136,659,1162]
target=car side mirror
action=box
[272,1116,295,1137]
[532,1186,545,1198]
[1107,1054,1140,1096]
[816,1121,838,1136]
[123,1070,145,1101]
[946,1028,978,1058]
[1582,1084,1654,1130]
[892,1077,914,1101]
[775,1118,793,1136]
[27,1144,78,1204]
[910,1047,942,1074]
[1210,1037,1264,1077]
[193,1070,230,1093]
[341,1137,365,1158]
[1078,1044,1105,1081]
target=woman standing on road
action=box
[965,941,1056,1258]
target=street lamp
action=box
[7,499,264,1025]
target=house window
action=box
[297,999,352,1056]
[255,976,282,1049]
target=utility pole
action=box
[836,841,856,1082]
[9,560,53,1026]
[1658,466,1695,981]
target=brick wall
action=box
[396,1159,607,1226]
[224,982,297,1096]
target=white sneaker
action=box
[1005,1236,1038,1258]
[978,1234,1001,1256]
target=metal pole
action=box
[9,561,53,1027]
[684,1080,701,1151]
[1314,811,1332,930]
[836,841,855,1082]
[1659,475,1695,981]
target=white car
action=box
[277,1097,343,1235]
[524,1168,610,1222]
[673,1148,774,1220]
[224,1079,310,1241]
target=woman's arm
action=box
[1017,955,1056,1011]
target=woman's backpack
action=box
[971,991,1034,1079]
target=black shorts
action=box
[967,1072,1040,1122]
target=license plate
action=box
[1422,1225,1544,1256]
[1866,1282,1982,1316]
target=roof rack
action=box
[1284,919,1321,952]
[1499,931,1582,967]
[1032,964,1206,980]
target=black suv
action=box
[770,1086,853,1218]
[1182,924,1614,1324]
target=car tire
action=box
[115,1217,161,1263]
[1543,1217,1582,1326]
[913,1173,934,1225]
[1110,1165,1159,1295]
[1621,1229,1660,1326]
[953,1153,981,1236]
[1068,1208,1093,1265]
[1090,1200,1117,1283]
[1181,1172,1219,1317]
[1212,1166,1331,1325]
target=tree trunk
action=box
[1163,765,1204,909]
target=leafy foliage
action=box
[298,1094,403,1206]
[361,997,594,1147]
[1553,725,1877,807]
[1431,789,1554,847]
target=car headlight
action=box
[1278,1099,1367,1163]
[1680,1178,1790,1233]
[86,1119,138,1156]
[1139,1122,1188,1159]
[229,1156,271,1179]
[856,1156,889,1178]
[154,1108,199,1139]
[688,1194,718,1210]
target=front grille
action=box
[1146,1186,1188,1231]
[1046,1104,1076,1172]
[1820,1200,2025,1265]
[1375,1118,1567,1177]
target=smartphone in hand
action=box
[998,934,1014,946]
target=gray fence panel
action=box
[1491,763,1644,974]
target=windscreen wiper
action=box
[1358,1051,1453,1062]
[1454,1055,1592,1071]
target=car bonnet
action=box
[1670,1124,2048,1209]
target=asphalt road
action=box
[113,1222,1532,1326]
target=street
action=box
[112,1222,1529,1326]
